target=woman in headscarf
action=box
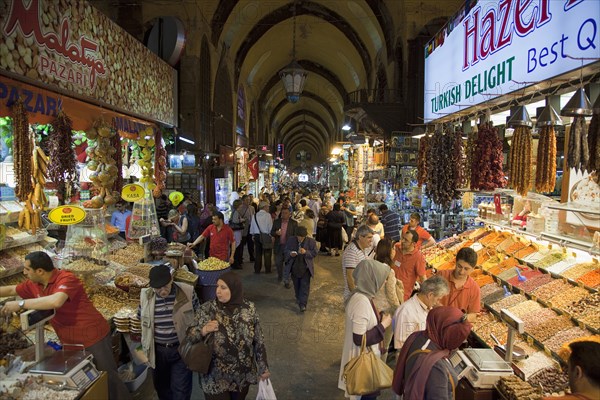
[186,271,270,399]
[338,259,393,400]
[393,306,472,400]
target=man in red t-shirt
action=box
[402,212,436,250]
[436,247,481,323]
[393,229,427,302]
[189,211,236,264]
[0,251,130,400]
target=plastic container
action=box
[127,185,160,239]
[118,362,148,392]
[196,267,231,302]
[62,208,109,260]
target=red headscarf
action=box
[393,306,472,399]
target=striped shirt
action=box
[342,241,373,301]
[137,285,200,344]
[380,210,401,241]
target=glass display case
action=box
[128,187,160,239]
[215,170,233,223]
[62,208,109,260]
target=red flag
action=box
[248,157,259,180]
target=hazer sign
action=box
[424,0,600,122]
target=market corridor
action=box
[134,253,397,400]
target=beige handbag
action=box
[343,335,393,395]
[395,279,404,304]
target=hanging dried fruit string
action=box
[508,126,533,196]
[425,128,463,209]
[588,106,600,181]
[111,129,123,194]
[153,128,168,198]
[568,116,590,173]
[11,99,34,202]
[417,134,430,187]
[470,122,506,191]
[84,120,119,208]
[535,126,557,193]
[48,111,77,204]
[464,130,477,188]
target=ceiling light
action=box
[279,0,307,103]
[331,147,342,155]
[342,124,351,131]
[178,136,195,145]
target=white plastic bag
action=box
[256,378,277,400]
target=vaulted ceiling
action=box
[210,0,392,163]
[93,0,463,165]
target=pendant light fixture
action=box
[560,87,592,116]
[536,104,562,127]
[507,105,533,128]
[279,0,307,104]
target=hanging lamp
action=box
[536,104,562,127]
[279,0,307,104]
[561,87,592,116]
[507,105,533,128]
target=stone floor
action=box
[133,251,397,400]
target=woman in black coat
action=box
[325,203,346,256]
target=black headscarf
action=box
[217,271,244,312]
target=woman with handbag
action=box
[325,203,346,256]
[373,239,403,362]
[186,271,270,400]
[393,306,472,400]
[338,259,393,400]
[161,209,191,243]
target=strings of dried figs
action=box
[153,129,168,197]
[589,107,600,181]
[417,134,430,187]
[11,99,33,202]
[464,130,477,188]
[425,129,462,209]
[48,111,77,204]
[535,126,557,193]
[470,123,506,191]
[568,116,590,173]
[508,126,533,196]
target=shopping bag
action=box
[343,335,393,395]
[341,228,349,243]
[256,378,277,400]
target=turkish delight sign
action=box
[424,0,600,122]
[0,0,177,126]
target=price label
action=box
[121,184,145,202]
[48,206,86,225]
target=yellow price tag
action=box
[48,206,86,225]
[121,184,145,202]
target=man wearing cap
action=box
[139,264,200,400]
[249,201,273,274]
[283,226,318,312]
[187,212,235,265]
[0,252,130,400]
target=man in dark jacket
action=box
[283,226,318,312]
[271,208,298,282]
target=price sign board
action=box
[121,184,145,202]
[48,206,86,225]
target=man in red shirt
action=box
[401,212,436,250]
[436,247,481,322]
[393,229,427,302]
[189,211,236,264]
[0,251,130,400]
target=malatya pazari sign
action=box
[0,0,177,126]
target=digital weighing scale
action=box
[449,348,514,388]
[449,308,524,389]
[20,309,100,391]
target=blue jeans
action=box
[153,344,192,400]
